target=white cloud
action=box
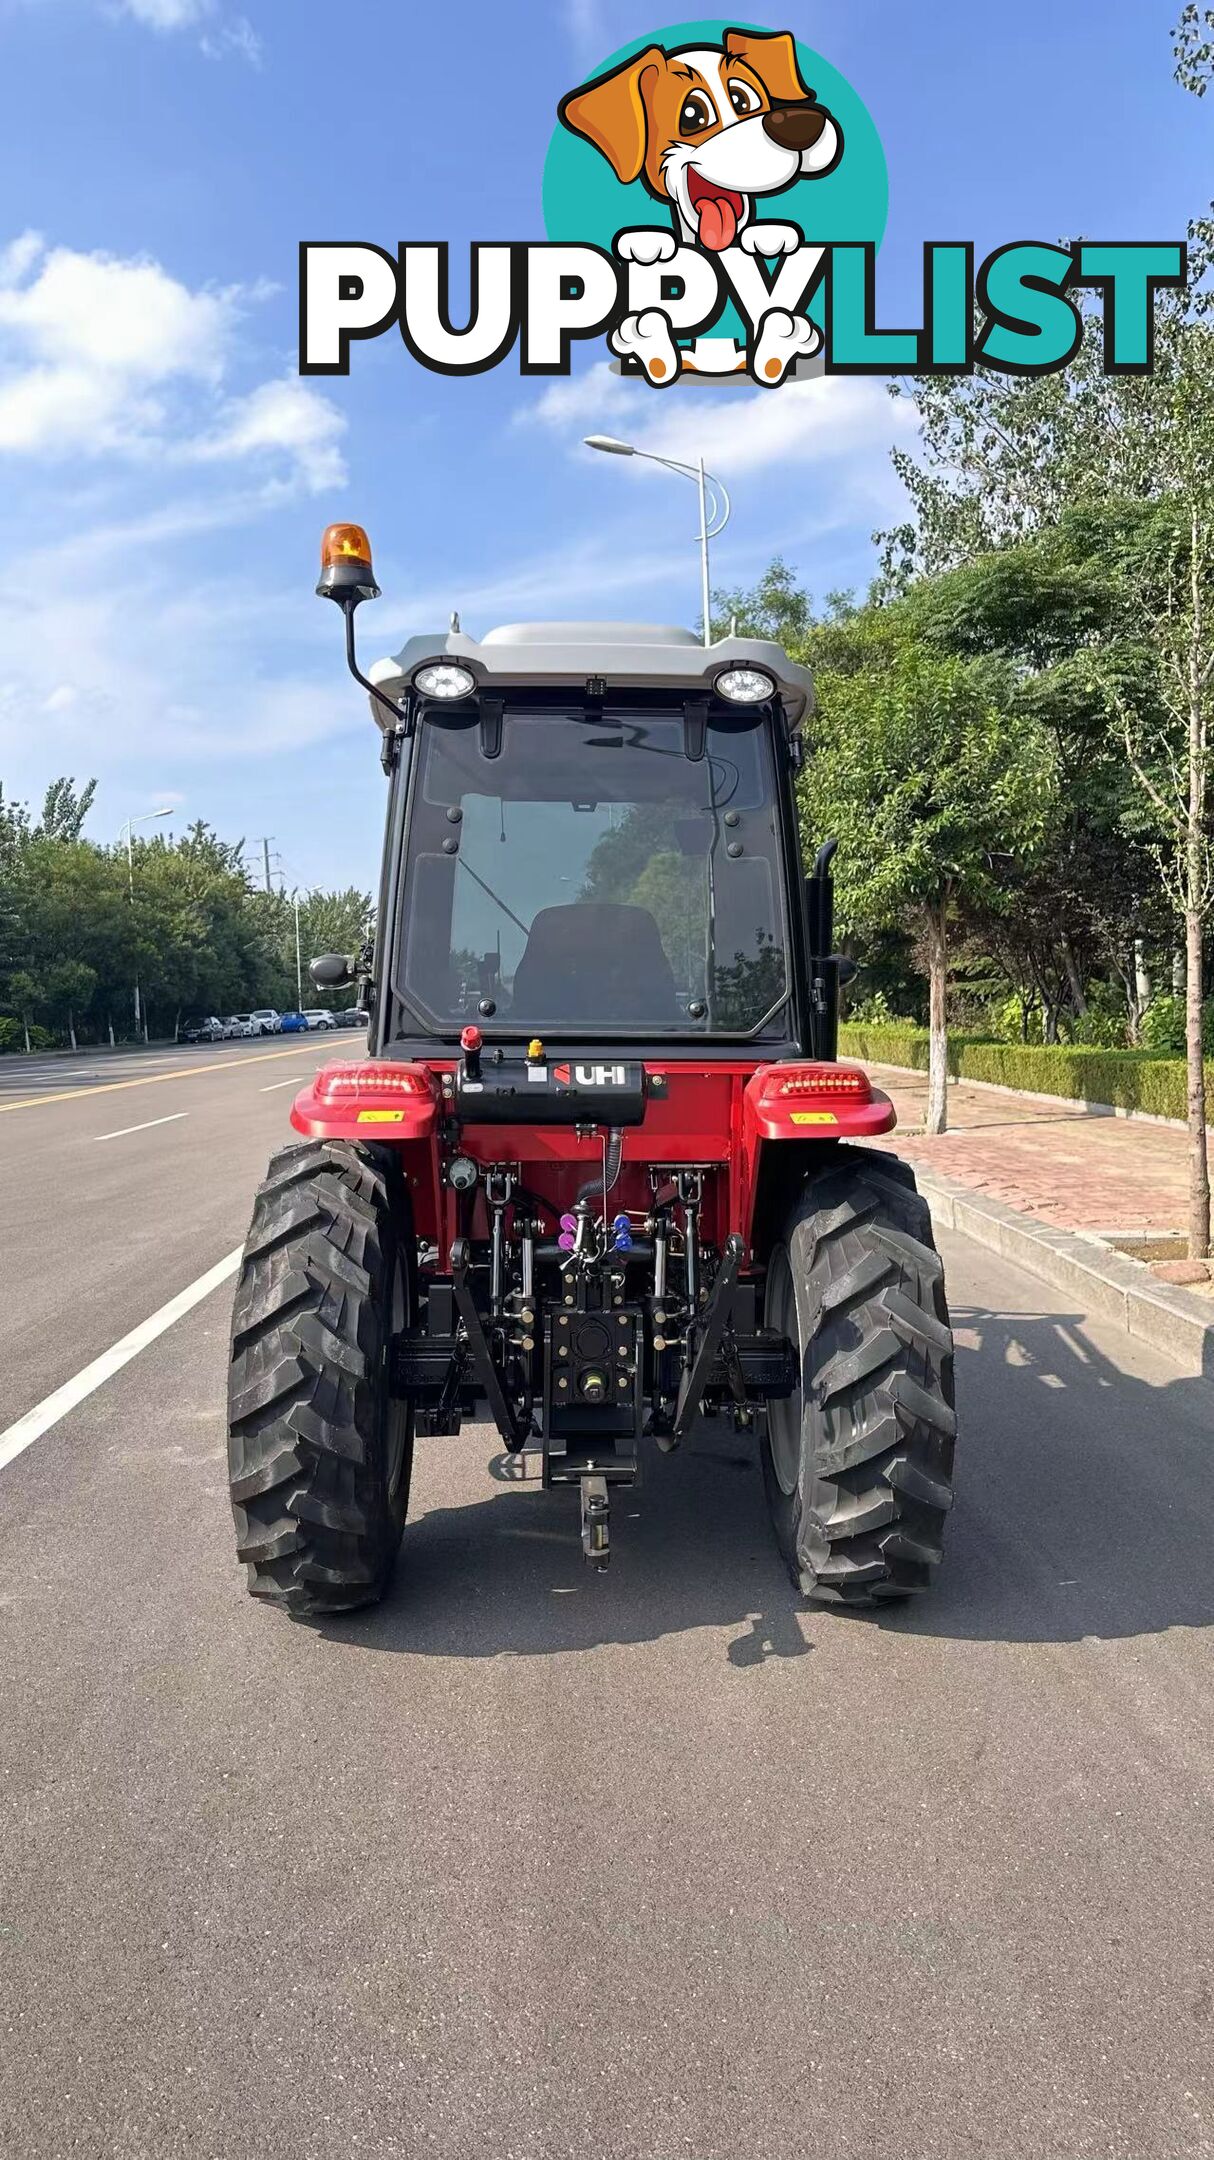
[20,0,262,61]
[120,0,207,24]
[527,360,915,469]
[520,360,918,523]
[0,231,45,285]
[199,13,259,61]
[0,233,227,379]
[116,0,261,62]
[191,378,347,492]
[377,531,701,649]
[0,233,342,489]
[0,510,353,786]
[563,0,605,65]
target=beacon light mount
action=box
[315,520,412,741]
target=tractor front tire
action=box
[761,1147,956,1605]
[227,1139,413,1617]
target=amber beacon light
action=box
[316,522,381,606]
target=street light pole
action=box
[697,454,711,654]
[119,807,174,1042]
[293,893,303,1007]
[584,435,731,649]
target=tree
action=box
[711,556,818,646]
[1107,494,1214,1254]
[902,509,1171,1040]
[0,781,375,1047]
[806,619,1057,1133]
[875,175,1214,1249]
[1175,4,1214,93]
[289,886,374,1005]
[37,776,96,843]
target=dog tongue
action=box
[697,193,738,252]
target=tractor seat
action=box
[510,903,678,1024]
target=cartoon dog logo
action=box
[559,28,841,379]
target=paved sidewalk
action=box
[868,1062,1195,1238]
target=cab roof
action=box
[368,620,815,733]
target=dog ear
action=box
[723,28,810,104]
[558,46,666,184]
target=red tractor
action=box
[226,524,956,1611]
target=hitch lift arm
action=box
[671,1232,746,1442]
[450,1236,531,1451]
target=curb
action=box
[915,1165,1214,1384]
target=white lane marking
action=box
[93,1112,189,1142]
[0,1247,242,1475]
[259,1078,297,1092]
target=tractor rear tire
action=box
[227,1139,413,1617]
[761,1147,955,1605]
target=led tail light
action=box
[773,1064,872,1100]
[314,1061,432,1103]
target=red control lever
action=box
[460,1023,483,1079]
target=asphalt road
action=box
[1,1038,1212,2160]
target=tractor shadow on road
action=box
[319,1426,815,1667]
[319,1305,1214,1662]
[884,1301,1214,1648]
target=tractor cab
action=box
[366,619,815,1060]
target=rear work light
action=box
[314,1061,432,1103]
[774,1065,872,1099]
[715,665,775,704]
[414,661,476,700]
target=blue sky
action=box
[0,0,1207,892]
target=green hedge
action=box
[838,1024,1214,1126]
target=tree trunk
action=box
[107,1016,115,1047]
[1185,908,1210,1260]
[925,904,949,1137]
[22,1016,30,1054]
[1173,946,1186,998]
[68,1009,77,1053]
[1061,936,1087,1018]
[1184,506,1210,1262]
[1114,952,1141,1043]
[1134,937,1152,1025]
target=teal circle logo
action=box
[543,18,887,260]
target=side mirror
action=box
[309,953,355,989]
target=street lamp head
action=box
[583,435,635,456]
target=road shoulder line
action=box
[0,1248,242,1474]
[0,1042,319,1115]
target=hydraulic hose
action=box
[576,1127,622,1211]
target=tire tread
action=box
[762,1146,956,1607]
[226,1139,412,1617]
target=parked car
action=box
[249,1009,281,1036]
[226,1014,256,1039]
[178,1014,226,1045]
[303,1008,336,1030]
[336,1006,369,1028]
[278,1010,310,1032]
